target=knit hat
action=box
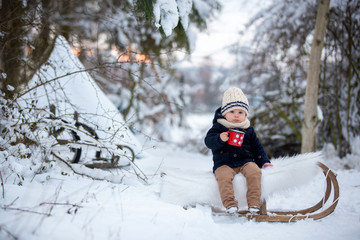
[221,87,249,116]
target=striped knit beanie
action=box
[221,87,249,116]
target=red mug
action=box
[227,129,245,147]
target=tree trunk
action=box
[24,0,57,86]
[0,0,56,99]
[301,0,330,153]
[0,0,26,99]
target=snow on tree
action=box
[153,0,183,36]
[152,0,218,36]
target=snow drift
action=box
[160,152,324,208]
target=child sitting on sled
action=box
[204,87,273,214]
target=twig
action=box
[48,184,62,216]
[0,171,4,199]
[4,197,19,208]
[128,160,148,183]
[39,202,83,215]
[1,206,51,216]
[32,184,62,235]
[0,225,18,240]
[39,202,82,208]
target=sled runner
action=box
[49,105,135,168]
[211,162,339,222]
[160,153,339,222]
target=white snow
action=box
[176,0,193,30]
[317,105,323,121]
[153,0,179,36]
[153,0,215,37]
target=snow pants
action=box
[214,162,262,209]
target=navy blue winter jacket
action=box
[204,107,270,172]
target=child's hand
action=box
[262,163,273,168]
[220,132,229,142]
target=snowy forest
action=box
[1,0,360,239]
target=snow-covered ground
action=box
[1,130,360,240]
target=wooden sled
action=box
[211,162,339,222]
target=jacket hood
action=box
[212,107,225,124]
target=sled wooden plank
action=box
[249,214,309,222]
